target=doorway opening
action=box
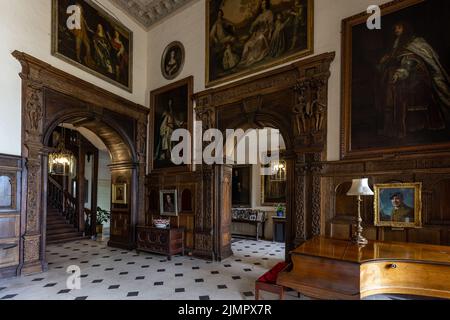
[46,124,113,245]
[229,128,287,263]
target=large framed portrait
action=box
[341,0,450,159]
[374,183,422,228]
[52,0,133,92]
[112,183,127,205]
[149,76,193,171]
[161,41,185,80]
[206,0,314,87]
[160,190,178,216]
[232,166,252,207]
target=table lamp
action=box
[347,178,374,246]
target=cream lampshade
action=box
[347,178,374,246]
[347,178,374,196]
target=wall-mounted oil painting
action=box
[206,0,314,87]
[150,77,193,171]
[52,0,133,92]
[232,165,252,207]
[161,41,185,80]
[342,0,450,159]
[374,183,422,228]
[261,160,287,205]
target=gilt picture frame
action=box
[149,76,193,172]
[206,0,314,87]
[374,182,422,228]
[112,183,127,205]
[341,0,450,159]
[51,0,133,92]
[161,41,185,80]
[160,189,179,216]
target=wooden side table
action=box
[272,216,286,243]
[136,226,184,260]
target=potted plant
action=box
[275,204,285,217]
[96,207,110,235]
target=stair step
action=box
[47,227,79,236]
[47,218,69,225]
[47,232,84,242]
[47,223,72,230]
[47,235,90,245]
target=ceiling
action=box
[110,0,194,29]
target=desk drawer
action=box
[361,261,450,298]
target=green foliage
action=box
[96,207,110,225]
[275,203,285,213]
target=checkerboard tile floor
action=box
[0,238,304,300]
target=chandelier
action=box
[48,126,76,176]
[270,160,286,181]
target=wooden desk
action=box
[277,237,450,300]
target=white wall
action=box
[97,150,111,229]
[0,0,148,156]
[147,0,391,161]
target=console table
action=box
[232,218,266,241]
[277,236,450,300]
[136,226,184,261]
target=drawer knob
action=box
[390,263,398,269]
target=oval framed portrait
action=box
[161,41,185,80]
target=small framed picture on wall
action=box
[112,183,127,205]
[160,189,178,216]
[374,182,422,228]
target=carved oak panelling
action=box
[12,51,149,275]
[191,52,335,258]
[0,154,22,276]
[322,154,450,246]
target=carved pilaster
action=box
[294,155,307,243]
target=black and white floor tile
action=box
[0,238,303,300]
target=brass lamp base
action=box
[352,195,368,246]
[352,234,368,246]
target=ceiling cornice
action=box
[110,0,195,30]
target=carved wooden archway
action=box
[194,52,335,260]
[13,52,148,275]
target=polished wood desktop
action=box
[277,237,450,300]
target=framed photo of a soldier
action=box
[206,0,314,87]
[149,76,193,172]
[51,0,133,92]
[374,183,422,228]
[341,0,450,159]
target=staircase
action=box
[46,176,87,245]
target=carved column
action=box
[20,82,47,275]
[193,96,216,259]
[294,155,307,246]
[136,118,147,226]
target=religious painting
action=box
[261,160,286,205]
[160,190,178,216]
[206,0,314,87]
[52,0,133,92]
[150,77,193,171]
[112,183,127,205]
[232,166,252,207]
[161,41,185,80]
[342,0,450,159]
[374,183,422,228]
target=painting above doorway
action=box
[206,0,314,87]
[52,0,133,92]
[342,0,450,158]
